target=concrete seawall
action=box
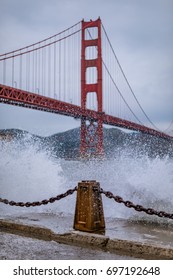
[0,213,173,259]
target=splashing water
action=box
[0,139,67,215]
[0,138,173,224]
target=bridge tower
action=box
[80,18,104,158]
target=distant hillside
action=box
[0,129,41,140]
[0,127,172,158]
[44,127,173,158]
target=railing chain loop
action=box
[0,186,77,207]
[100,188,173,220]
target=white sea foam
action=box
[0,138,173,224]
[0,139,67,215]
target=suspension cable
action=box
[0,20,97,61]
[86,28,143,125]
[163,120,173,132]
[101,22,162,131]
[0,29,82,61]
[0,21,81,58]
[102,60,143,124]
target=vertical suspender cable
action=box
[54,40,56,98]
[28,51,31,91]
[20,53,22,89]
[12,54,14,87]
[42,47,44,95]
[64,36,66,102]
[25,50,27,91]
[59,40,61,100]
[48,41,51,96]
[38,48,40,94]
[69,29,71,103]
[32,47,35,92]
[35,49,37,93]
[3,58,6,85]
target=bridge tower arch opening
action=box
[80,18,104,158]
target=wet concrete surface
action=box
[0,212,173,260]
[0,231,136,260]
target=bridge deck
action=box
[0,84,172,140]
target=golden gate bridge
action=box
[0,18,172,157]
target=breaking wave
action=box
[0,137,173,225]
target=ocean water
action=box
[0,137,173,225]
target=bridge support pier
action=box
[80,118,104,158]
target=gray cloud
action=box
[0,0,172,134]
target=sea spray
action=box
[0,139,67,215]
[0,137,173,224]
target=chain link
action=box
[0,187,77,207]
[100,188,173,220]
[1,185,173,220]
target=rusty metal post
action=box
[73,181,105,233]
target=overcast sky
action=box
[0,0,173,136]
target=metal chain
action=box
[1,185,172,220]
[0,187,77,207]
[100,188,173,220]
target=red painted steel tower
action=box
[80,18,104,157]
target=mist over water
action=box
[0,137,173,224]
